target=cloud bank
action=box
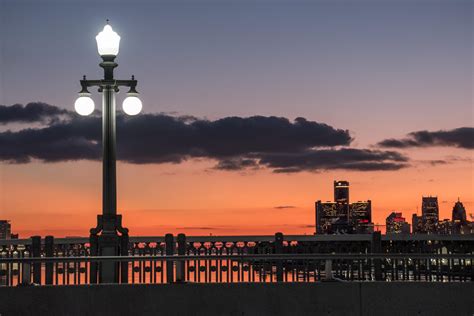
[0,102,409,172]
[0,102,70,124]
[378,127,474,149]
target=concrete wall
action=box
[0,282,472,316]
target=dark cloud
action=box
[0,116,102,163]
[214,158,259,171]
[274,206,296,209]
[425,160,448,166]
[258,148,408,172]
[0,103,409,172]
[0,102,71,124]
[378,127,474,149]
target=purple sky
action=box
[1,0,471,146]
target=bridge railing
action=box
[1,233,473,285]
[0,253,472,286]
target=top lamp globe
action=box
[95,23,121,57]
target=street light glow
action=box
[122,95,143,115]
[74,95,95,116]
[95,23,121,57]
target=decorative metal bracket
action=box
[90,214,129,237]
[79,76,138,93]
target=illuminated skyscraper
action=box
[350,201,373,233]
[334,181,349,204]
[315,201,349,234]
[412,214,423,234]
[386,212,410,234]
[315,181,373,234]
[422,196,439,233]
[0,220,11,240]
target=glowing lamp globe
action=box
[96,23,121,57]
[74,95,95,116]
[122,95,142,115]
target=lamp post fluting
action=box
[74,21,143,283]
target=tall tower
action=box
[452,199,467,234]
[452,199,467,223]
[0,220,11,239]
[334,181,350,204]
[422,196,439,233]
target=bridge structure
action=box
[0,233,472,286]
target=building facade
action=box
[0,220,11,240]
[411,214,422,234]
[386,212,410,234]
[421,196,439,233]
[315,181,373,234]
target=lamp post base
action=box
[90,214,129,283]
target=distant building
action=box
[386,212,410,234]
[412,214,423,234]
[437,219,452,234]
[412,198,471,235]
[350,201,373,234]
[422,196,439,233]
[0,220,11,239]
[452,199,467,222]
[451,199,473,234]
[334,181,350,204]
[315,202,349,234]
[316,181,373,234]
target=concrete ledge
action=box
[0,282,472,316]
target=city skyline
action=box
[2,179,472,237]
[1,0,473,237]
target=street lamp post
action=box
[74,21,143,283]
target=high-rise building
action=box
[386,212,410,234]
[315,201,350,234]
[316,181,373,234]
[422,196,439,233]
[0,220,11,240]
[350,201,373,233]
[412,214,423,234]
[452,199,467,223]
[452,199,469,234]
[334,181,349,204]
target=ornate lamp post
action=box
[74,21,143,283]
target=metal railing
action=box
[1,233,473,286]
[0,253,472,286]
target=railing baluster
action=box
[45,236,54,285]
[89,234,98,284]
[176,234,186,283]
[31,236,41,285]
[21,248,28,285]
[120,233,129,284]
[165,233,174,283]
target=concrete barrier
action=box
[0,282,472,316]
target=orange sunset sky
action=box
[2,150,472,237]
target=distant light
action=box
[74,95,95,116]
[96,23,121,57]
[122,95,142,115]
